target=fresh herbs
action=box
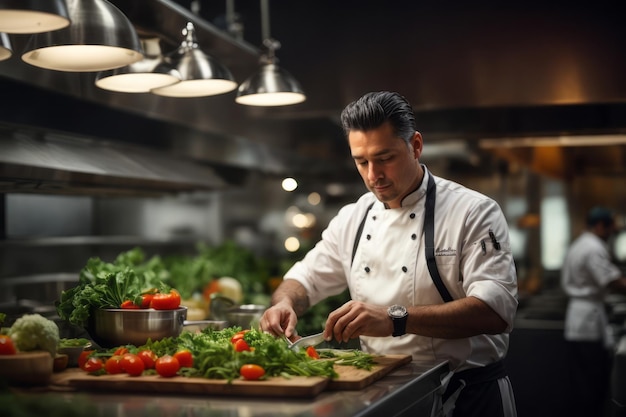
[139,328,342,381]
[55,249,171,328]
[318,349,377,371]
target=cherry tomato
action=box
[230,330,250,344]
[114,347,129,356]
[120,353,145,376]
[305,346,320,359]
[240,364,265,380]
[140,294,154,309]
[78,350,95,370]
[150,289,181,310]
[120,300,140,309]
[83,357,104,373]
[233,338,251,352]
[155,355,180,378]
[0,335,17,355]
[173,349,194,368]
[105,355,124,374]
[137,349,158,369]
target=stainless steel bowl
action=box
[225,304,266,329]
[88,307,188,348]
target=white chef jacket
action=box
[561,231,621,344]
[285,167,519,371]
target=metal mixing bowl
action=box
[88,307,188,348]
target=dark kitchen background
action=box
[1,1,625,416]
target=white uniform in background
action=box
[561,230,621,346]
[285,167,519,371]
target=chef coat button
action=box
[402,266,408,273]
[372,216,376,221]
[366,234,371,240]
[411,233,417,240]
[364,266,370,273]
[410,213,416,219]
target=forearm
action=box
[406,296,508,339]
[271,279,310,317]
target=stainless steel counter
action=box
[45,360,449,417]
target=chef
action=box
[561,206,626,417]
[260,91,519,417]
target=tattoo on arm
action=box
[271,280,310,316]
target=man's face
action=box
[348,122,423,208]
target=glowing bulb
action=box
[284,236,300,252]
[282,177,298,192]
[307,192,321,205]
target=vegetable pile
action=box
[76,327,375,382]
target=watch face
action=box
[388,305,407,318]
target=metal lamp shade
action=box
[95,38,180,93]
[21,0,142,72]
[151,23,236,98]
[236,63,305,106]
[0,0,70,34]
[0,32,12,61]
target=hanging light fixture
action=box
[151,22,237,98]
[21,0,142,72]
[95,37,180,93]
[0,0,70,34]
[235,0,305,106]
[0,32,12,61]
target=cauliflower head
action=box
[8,314,60,357]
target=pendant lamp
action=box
[21,0,142,72]
[235,0,305,106]
[0,32,12,61]
[95,37,180,93]
[151,22,237,98]
[0,0,70,34]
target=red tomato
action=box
[105,355,124,374]
[137,349,158,369]
[305,346,320,359]
[140,294,154,309]
[240,364,265,380]
[155,355,180,378]
[0,335,17,355]
[120,300,140,309]
[78,350,95,370]
[173,349,193,368]
[233,338,251,352]
[120,353,145,376]
[230,330,250,344]
[114,347,129,356]
[150,289,181,310]
[83,357,104,373]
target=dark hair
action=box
[340,91,416,144]
[586,206,614,228]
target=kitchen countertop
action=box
[13,360,449,417]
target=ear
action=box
[411,131,423,159]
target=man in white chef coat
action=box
[260,91,519,417]
[561,206,626,417]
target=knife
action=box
[287,332,326,351]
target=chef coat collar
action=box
[379,164,430,209]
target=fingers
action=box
[259,306,298,338]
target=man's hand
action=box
[324,300,392,342]
[259,279,310,339]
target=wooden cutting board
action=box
[51,354,411,398]
[328,354,412,390]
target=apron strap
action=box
[424,174,454,303]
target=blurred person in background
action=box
[561,206,626,417]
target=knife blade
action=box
[288,332,326,351]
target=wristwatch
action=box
[387,305,408,337]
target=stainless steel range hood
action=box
[0,124,228,196]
